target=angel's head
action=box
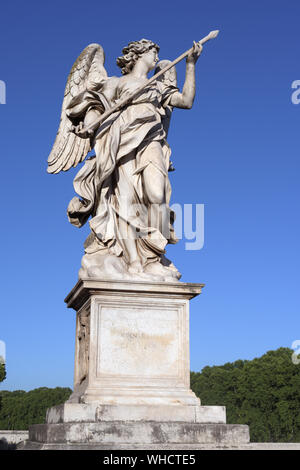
[117,39,160,75]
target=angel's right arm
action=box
[169,62,196,109]
[168,42,203,110]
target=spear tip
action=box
[209,30,220,39]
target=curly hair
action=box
[116,39,160,75]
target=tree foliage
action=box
[0,387,72,430]
[0,360,6,414]
[0,361,5,384]
[191,348,300,442]
[0,347,299,440]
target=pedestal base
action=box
[24,422,250,449]
[46,402,226,424]
[65,279,205,409]
[24,279,250,449]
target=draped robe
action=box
[66,78,179,268]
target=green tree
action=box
[0,358,6,414]
[0,387,72,430]
[191,348,300,442]
[0,360,5,384]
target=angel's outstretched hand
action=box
[187,41,203,65]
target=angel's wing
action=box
[47,43,107,174]
[154,60,177,137]
[155,60,177,88]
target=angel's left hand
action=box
[187,41,203,65]
[71,122,94,139]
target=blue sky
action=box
[0,0,299,391]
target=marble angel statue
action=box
[47,38,204,282]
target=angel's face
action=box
[139,48,159,72]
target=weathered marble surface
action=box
[46,403,226,424]
[0,431,29,449]
[65,279,206,414]
[26,422,250,448]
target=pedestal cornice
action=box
[65,278,205,311]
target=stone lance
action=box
[72,30,219,136]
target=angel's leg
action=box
[116,152,143,271]
[141,142,170,238]
[118,218,143,272]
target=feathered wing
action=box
[155,60,177,88]
[155,60,177,137]
[47,44,107,174]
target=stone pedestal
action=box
[24,279,249,449]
